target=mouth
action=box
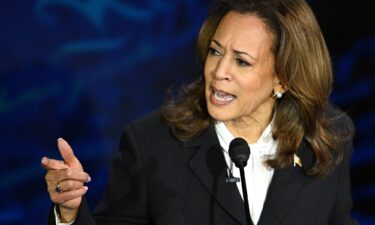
[210,87,236,105]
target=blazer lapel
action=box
[184,125,249,225]
[257,141,314,225]
[257,164,305,225]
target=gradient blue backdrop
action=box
[0,0,374,224]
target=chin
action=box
[207,104,235,122]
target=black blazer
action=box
[50,110,358,225]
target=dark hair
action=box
[161,0,354,177]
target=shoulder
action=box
[120,109,181,149]
[130,110,166,131]
[126,109,172,138]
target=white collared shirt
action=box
[215,121,278,225]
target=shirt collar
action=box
[215,120,276,155]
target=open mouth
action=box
[211,88,236,105]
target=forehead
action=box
[213,11,274,50]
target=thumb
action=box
[57,138,82,170]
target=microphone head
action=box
[229,137,250,168]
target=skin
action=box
[204,11,285,143]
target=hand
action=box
[42,138,91,222]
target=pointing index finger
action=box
[57,138,82,169]
[41,157,69,170]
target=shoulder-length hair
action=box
[161,0,354,177]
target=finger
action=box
[47,182,83,194]
[51,186,88,205]
[45,168,91,185]
[41,157,69,170]
[57,138,82,169]
[52,180,84,192]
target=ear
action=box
[278,82,288,93]
[272,82,288,99]
[273,78,288,94]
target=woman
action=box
[42,0,357,224]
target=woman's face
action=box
[204,11,282,125]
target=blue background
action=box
[0,0,374,224]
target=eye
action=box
[235,58,251,67]
[208,47,221,56]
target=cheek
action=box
[203,66,210,88]
[238,78,262,96]
[203,63,212,96]
[204,59,213,80]
[237,77,273,105]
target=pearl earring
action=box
[275,92,283,99]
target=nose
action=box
[213,57,231,81]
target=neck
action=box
[224,115,272,144]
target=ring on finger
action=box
[55,184,63,193]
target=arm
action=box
[77,125,150,224]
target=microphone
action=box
[229,137,251,225]
[229,138,250,168]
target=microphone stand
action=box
[228,137,252,225]
[239,167,251,225]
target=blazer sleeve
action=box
[328,134,358,225]
[53,124,150,225]
[91,124,150,224]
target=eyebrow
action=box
[211,39,256,61]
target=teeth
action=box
[213,90,235,102]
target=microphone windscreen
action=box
[229,137,250,168]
